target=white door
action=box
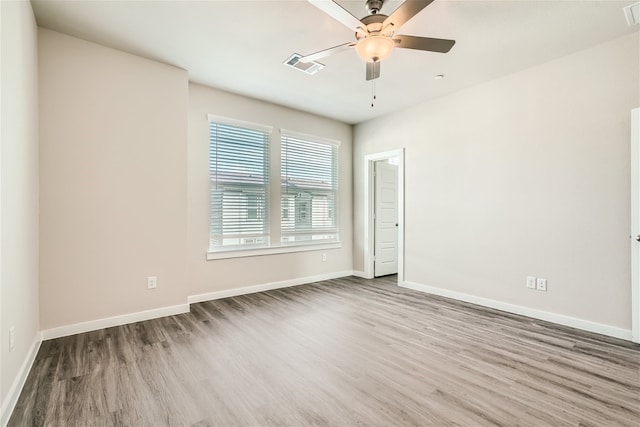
[374,161,398,277]
[631,107,639,343]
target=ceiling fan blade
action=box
[299,42,356,63]
[383,0,434,30]
[393,35,455,53]
[308,0,365,31]
[366,61,380,81]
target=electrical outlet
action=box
[322,253,327,262]
[147,276,157,289]
[536,278,547,291]
[526,276,537,289]
[9,326,15,351]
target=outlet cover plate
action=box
[147,276,157,289]
[536,278,547,291]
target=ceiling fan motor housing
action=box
[365,0,384,15]
[357,14,390,40]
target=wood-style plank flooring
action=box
[9,276,640,426]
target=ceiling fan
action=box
[299,0,455,81]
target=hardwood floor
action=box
[9,275,640,426]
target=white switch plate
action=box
[147,276,157,289]
[322,253,327,262]
[9,326,15,351]
[526,276,537,289]
[536,278,547,291]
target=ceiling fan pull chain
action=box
[371,79,376,108]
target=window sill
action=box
[206,242,342,260]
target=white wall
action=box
[187,83,353,296]
[38,29,189,330]
[0,0,40,422]
[354,33,639,332]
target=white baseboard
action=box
[40,303,190,341]
[188,270,354,304]
[40,271,356,340]
[401,280,633,341]
[351,270,370,279]
[0,334,41,427]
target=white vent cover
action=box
[283,54,325,75]
[624,2,640,26]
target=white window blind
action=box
[281,130,339,244]
[209,116,271,250]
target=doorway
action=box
[363,149,404,282]
[374,160,398,277]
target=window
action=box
[207,118,341,258]
[281,130,339,244]
[208,115,271,250]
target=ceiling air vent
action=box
[283,54,325,75]
[623,2,639,26]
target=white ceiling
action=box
[31,0,639,124]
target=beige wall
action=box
[37,30,354,330]
[38,29,189,329]
[0,0,40,421]
[187,83,353,295]
[354,33,639,330]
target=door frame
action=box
[363,149,405,283]
[631,107,639,343]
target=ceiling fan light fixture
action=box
[355,35,394,62]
